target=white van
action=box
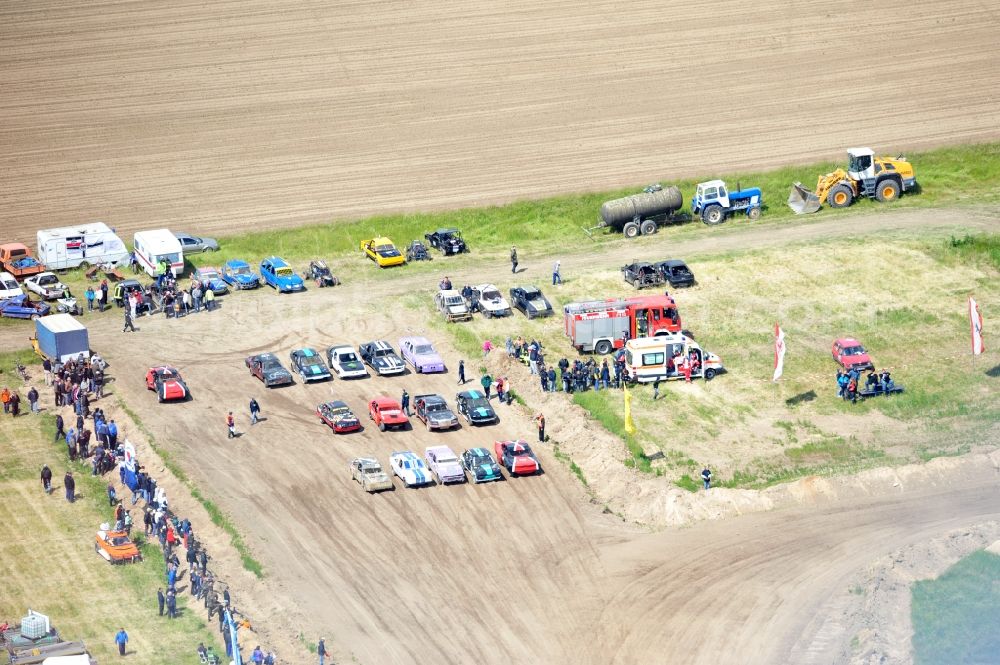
[36,222,130,270]
[133,230,184,278]
[624,334,724,382]
[0,271,23,299]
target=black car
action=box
[655,259,695,288]
[245,353,294,387]
[424,228,468,255]
[289,348,332,382]
[621,262,665,289]
[509,285,553,319]
[455,389,498,425]
[359,340,406,376]
[405,240,432,262]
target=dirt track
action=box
[3,0,1000,242]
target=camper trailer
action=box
[133,229,184,278]
[36,222,130,271]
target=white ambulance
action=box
[133,229,184,278]
[624,334,724,382]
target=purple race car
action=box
[398,336,446,374]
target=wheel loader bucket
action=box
[787,182,821,214]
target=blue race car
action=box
[220,260,261,290]
[461,447,503,483]
[260,257,304,293]
[290,348,332,382]
[0,294,50,319]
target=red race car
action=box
[494,439,541,476]
[368,396,409,432]
[145,366,189,402]
[831,338,874,372]
[317,400,362,434]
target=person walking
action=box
[495,377,505,404]
[400,390,410,416]
[54,413,65,442]
[480,373,492,399]
[107,482,117,507]
[552,260,562,285]
[227,412,236,439]
[249,398,261,425]
[510,245,518,273]
[40,465,53,494]
[114,628,128,656]
[457,360,465,385]
[652,376,661,400]
[123,307,136,333]
[535,413,546,443]
[482,339,493,357]
[157,588,165,616]
[318,638,328,665]
[64,471,75,503]
[701,466,712,490]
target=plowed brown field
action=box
[3,0,1000,242]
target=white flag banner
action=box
[970,296,985,356]
[772,323,786,382]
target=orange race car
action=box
[95,529,142,565]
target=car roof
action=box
[226,259,250,268]
[294,348,319,357]
[459,390,485,399]
[435,228,458,234]
[263,256,289,267]
[467,447,489,455]
[419,394,445,404]
[659,259,688,268]
[392,450,420,460]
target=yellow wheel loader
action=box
[788,148,917,214]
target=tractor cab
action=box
[693,180,730,210]
[847,148,876,181]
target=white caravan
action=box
[133,229,184,278]
[36,222,130,270]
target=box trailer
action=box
[34,314,90,362]
[133,229,183,278]
[36,222,130,271]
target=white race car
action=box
[389,451,434,487]
[424,446,466,484]
[468,284,511,318]
[326,344,370,379]
[24,272,69,300]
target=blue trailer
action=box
[691,180,763,225]
[34,313,90,362]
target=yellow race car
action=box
[360,237,405,268]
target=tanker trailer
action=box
[595,184,684,238]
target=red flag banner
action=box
[772,323,786,382]
[970,296,985,355]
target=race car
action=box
[494,439,541,476]
[245,352,294,387]
[389,450,434,487]
[23,272,69,300]
[424,228,468,255]
[290,348,332,382]
[466,283,511,318]
[0,294,50,320]
[194,266,230,295]
[360,237,405,268]
[832,338,875,372]
[145,366,189,402]
[405,240,432,262]
[317,400,362,433]
[399,336,446,373]
[455,390,498,425]
[424,445,466,484]
[462,447,503,483]
[359,340,406,376]
[326,344,369,379]
[260,256,305,293]
[95,528,142,564]
[413,394,459,431]
[435,289,472,322]
[368,396,409,431]
[220,260,261,289]
[509,285,553,318]
[308,260,339,287]
[350,457,394,493]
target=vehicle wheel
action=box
[426,420,431,431]
[30,314,39,320]
[747,207,762,221]
[378,422,386,432]
[875,179,900,202]
[828,185,853,208]
[205,247,217,253]
[79,261,90,270]
[640,220,657,235]
[594,340,612,355]
[702,205,725,225]
[623,222,641,239]
[704,368,716,380]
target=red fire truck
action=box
[563,294,682,354]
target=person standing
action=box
[701,466,712,490]
[552,260,562,285]
[249,398,261,425]
[64,471,75,503]
[480,373,492,399]
[535,413,546,443]
[108,419,118,447]
[227,412,236,439]
[114,628,128,656]
[457,360,465,386]
[85,286,95,312]
[510,245,518,273]
[400,390,410,416]
[40,465,53,493]
[482,339,493,357]
[318,638,328,665]
[43,357,52,386]
[193,285,203,313]
[157,588,165,616]
[652,376,661,400]
[123,307,136,333]
[95,286,105,312]
[166,590,177,619]
[54,413,65,442]
[9,391,20,417]
[204,288,215,311]
[495,377,505,404]
[0,387,9,414]
[66,427,78,461]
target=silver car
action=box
[174,232,219,253]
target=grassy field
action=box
[911,549,1000,665]
[0,372,220,664]
[429,233,1000,488]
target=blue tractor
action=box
[691,180,763,225]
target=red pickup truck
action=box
[0,243,46,278]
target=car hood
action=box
[436,460,464,476]
[372,355,404,370]
[379,409,408,423]
[302,363,329,376]
[473,461,502,477]
[427,409,457,423]
[414,352,445,366]
[338,360,366,372]
[232,273,258,284]
[843,353,872,366]
[469,405,494,419]
[509,455,540,470]
[447,304,469,314]
[265,368,292,379]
